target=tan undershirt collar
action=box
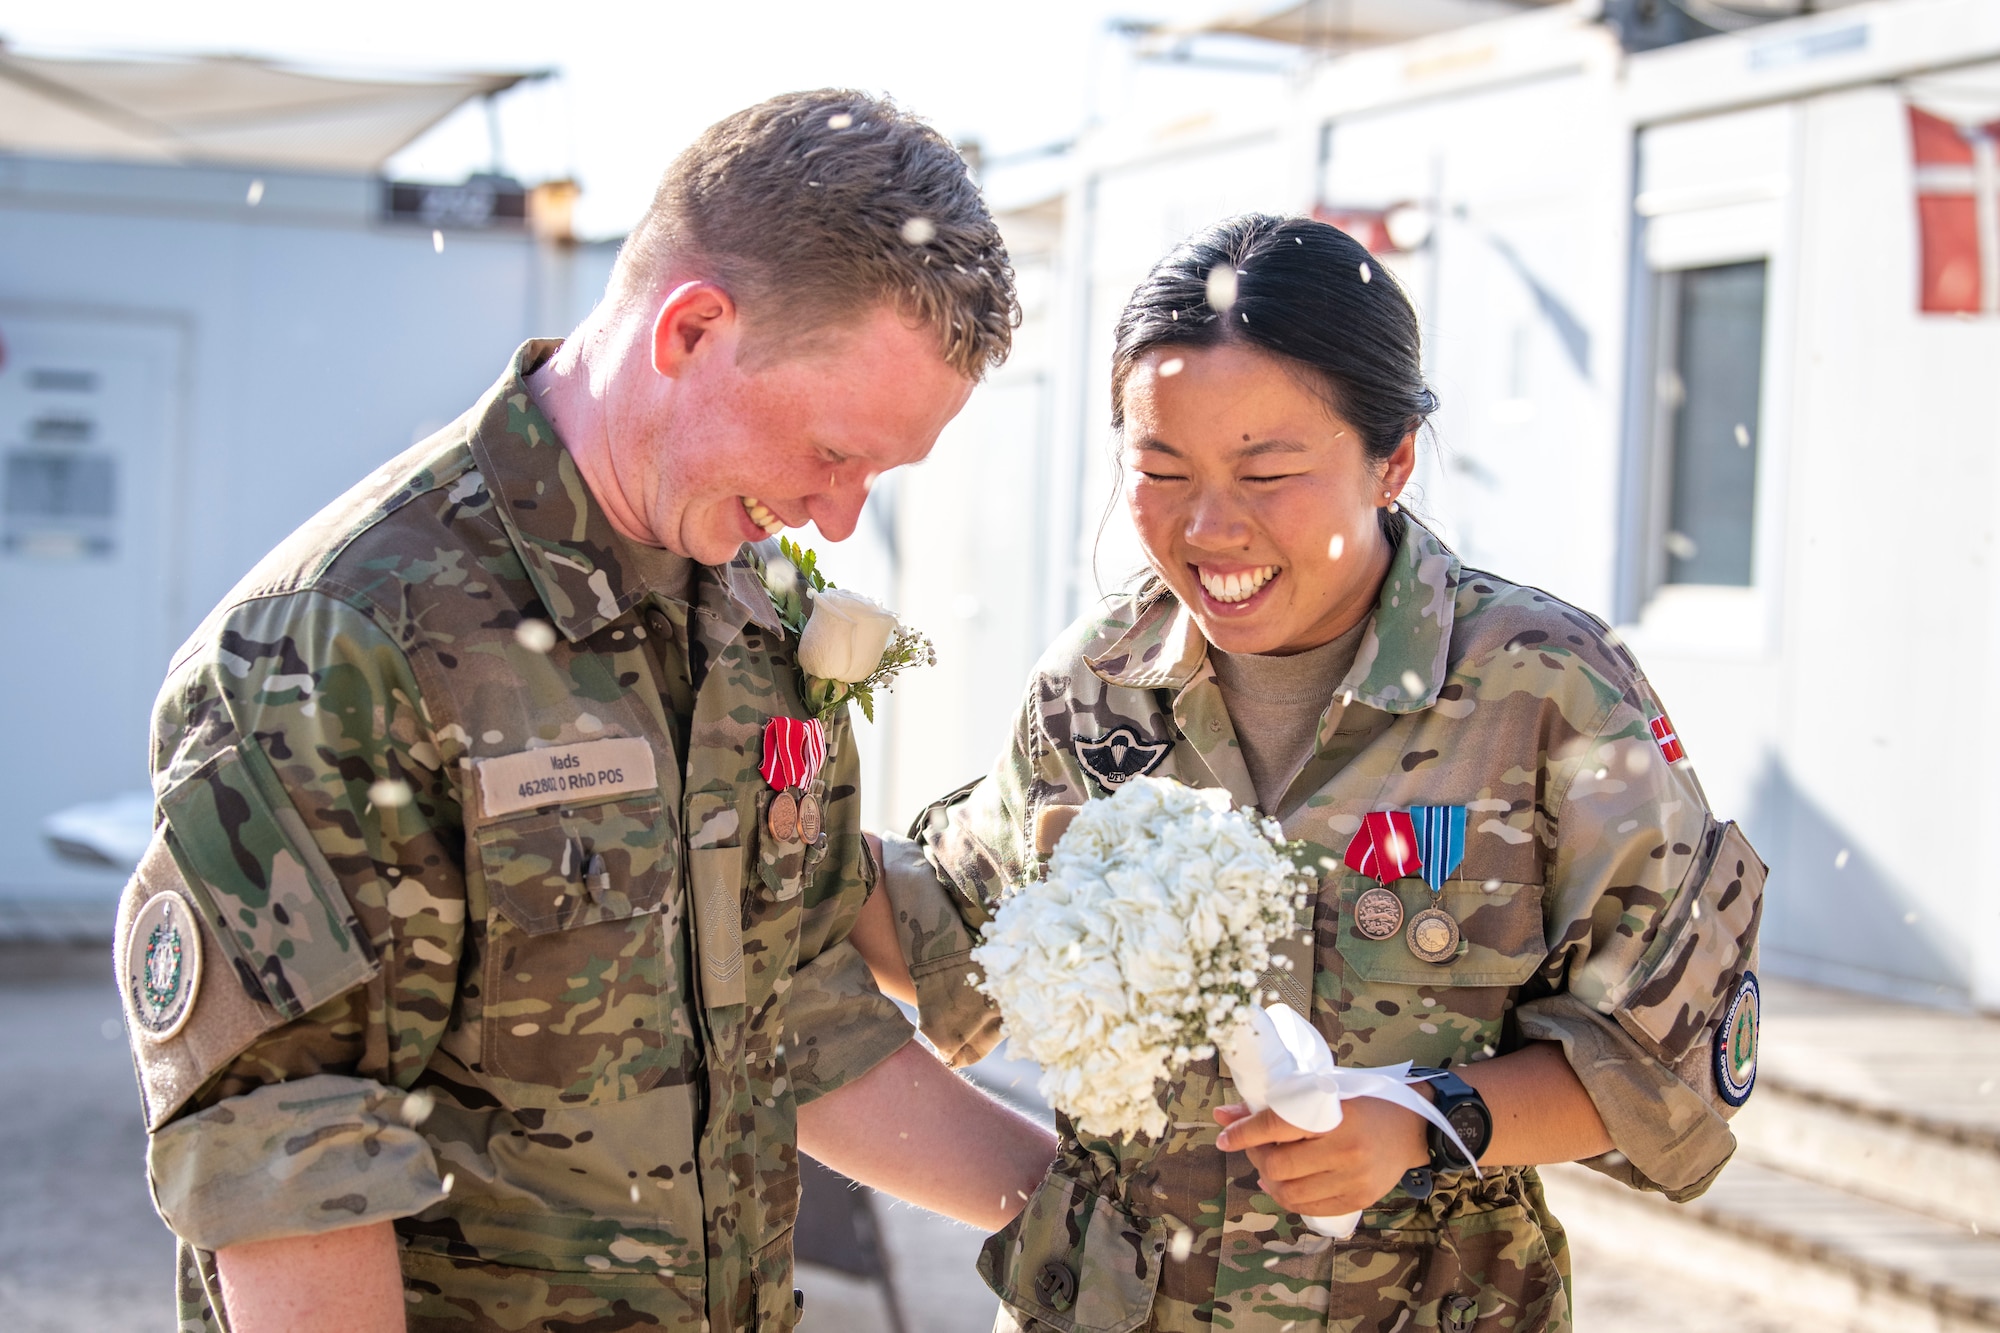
[1209,619,1369,813]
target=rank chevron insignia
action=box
[1076,726,1171,789]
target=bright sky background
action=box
[0,0,1284,236]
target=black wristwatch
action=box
[1399,1067,1492,1199]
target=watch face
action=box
[1446,1101,1490,1159]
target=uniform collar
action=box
[467,339,786,643]
[1084,516,1461,714]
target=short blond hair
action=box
[612,90,1017,377]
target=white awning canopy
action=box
[1198,0,1569,48]
[0,47,545,174]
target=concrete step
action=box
[1734,1081,2000,1234]
[1543,1159,2000,1332]
[1744,977,2000,1234]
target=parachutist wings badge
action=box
[1076,726,1171,789]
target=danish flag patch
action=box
[1650,713,1686,764]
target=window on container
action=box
[1654,260,1766,587]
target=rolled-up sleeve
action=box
[782,939,913,1103]
[1516,675,1765,1200]
[148,1074,446,1250]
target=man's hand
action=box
[1213,1095,1427,1217]
[215,1220,406,1333]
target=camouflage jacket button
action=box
[1034,1260,1076,1312]
[1443,1293,1478,1331]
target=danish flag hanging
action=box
[759,716,827,791]
[1911,105,2000,315]
[1650,713,1686,765]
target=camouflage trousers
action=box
[985,1167,1571,1333]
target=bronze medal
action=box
[797,792,824,845]
[1353,886,1405,941]
[1406,906,1461,964]
[767,789,800,843]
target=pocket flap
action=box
[477,795,671,936]
[980,1171,1164,1333]
[1335,875,1548,987]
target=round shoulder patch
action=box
[1714,970,1759,1107]
[125,892,203,1041]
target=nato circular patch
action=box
[1714,970,1759,1107]
[125,892,203,1040]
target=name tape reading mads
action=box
[475,737,659,818]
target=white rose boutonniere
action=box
[798,588,898,683]
[769,537,935,723]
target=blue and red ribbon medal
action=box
[1344,810,1421,941]
[1405,805,1468,963]
[760,716,828,844]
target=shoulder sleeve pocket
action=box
[157,742,378,1023]
[1614,820,1766,1063]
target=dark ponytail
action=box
[1109,214,1438,465]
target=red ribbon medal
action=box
[1344,810,1423,883]
[760,717,827,791]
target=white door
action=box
[0,309,182,897]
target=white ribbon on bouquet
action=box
[1217,1002,1483,1238]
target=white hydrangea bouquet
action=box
[970,777,1309,1141]
[973,775,1483,1239]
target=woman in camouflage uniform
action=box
[856,214,1765,1332]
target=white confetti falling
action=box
[1483,878,1501,893]
[1358,262,1372,284]
[1327,532,1345,559]
[900,216,937,245]
[1904,911,1919,924]
[1159,357,1185,377]
[630,1183,642,1203]
[827,113,854,129]
[432,229,444,254]
[369,778,413,809]
[1664,531,1698,561]
[440,1172,455,1195]
[399,1089,437,1127]
[246,179,264,206]
[1834,848,1850,869]
[515,618,557,653]
[1734,423,1751,448]
[1205,264,1238,313]
[1400,669,1424,697]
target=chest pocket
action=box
[1330,874,1547,1064]
[475,793,681,1106]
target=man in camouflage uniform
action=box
[115,91,1053,1332]
[869,516,1765,1331]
